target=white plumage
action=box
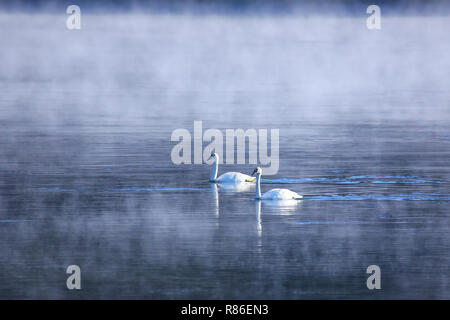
[252,167,302,200]
[215,172,254,183]
[259,188,301,200]
[208,153,255,184]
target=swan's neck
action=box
[256,174,262,199]
[210,158,219,182]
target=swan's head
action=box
[251,167,262,176]
[208,152,218,161]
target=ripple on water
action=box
[262,176,441,185]
[105,187,206,192]
[304,193,450,201]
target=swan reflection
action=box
[262,199,302,214]
[210,182,254,221]
[256,201,262,250]
[211,183,219,219]
[217,182,254,193]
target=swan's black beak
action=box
[251,168,257,176]
[207,156,212,161]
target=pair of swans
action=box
[208,152,302,201]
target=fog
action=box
[0,2,449,299]
[1,10,449,129]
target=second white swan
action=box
[252,167,302,200]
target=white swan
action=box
[208,153,255,183]
[252,167,302,200]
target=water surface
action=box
[0,13,449,299]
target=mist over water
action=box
[0,8,449,299]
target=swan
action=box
[252,167,302,200]
[211,183,219,218]
[208,153,255,183]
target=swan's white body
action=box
[209,153,255,184]
[254,167,302,200]
[215,172,254,183]
[259,188,301,200]
[217,181,254,192]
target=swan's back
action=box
[216,172,255,183]
[261,188,302,200]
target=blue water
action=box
[0,13,449,299]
